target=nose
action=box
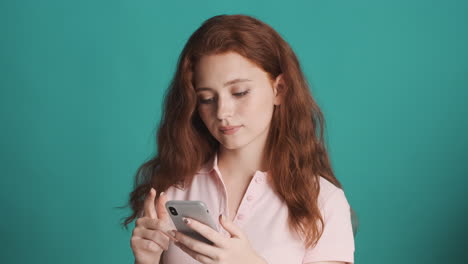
[216,96,234,121]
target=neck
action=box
[217,141,267,184]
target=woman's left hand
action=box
[170,214,267,264]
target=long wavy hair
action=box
[118,14,353,248]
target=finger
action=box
[172,230,220,259]
[174,241,213,264]
[143,188,157,219]
[182,217,227,248]
[133,224,171,251]
[131,236,165,253]
[219,214,245,239]
[135,218,177,242]
[156,191,170,221]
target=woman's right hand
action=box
[131,188,175,264]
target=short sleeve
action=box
[302,188,355,263]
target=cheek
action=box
[238,95,274,122]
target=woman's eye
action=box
[233,90,249,97]
[198,90,249,104]
[198,98,214,104]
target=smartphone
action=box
[165,200,218,245]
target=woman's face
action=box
[194,51,282,151]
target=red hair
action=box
[119,14,346,248]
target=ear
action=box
[273,73,285,106]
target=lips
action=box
[219,125,242,131]
[219,125,242,135]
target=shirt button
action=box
[237,214,244,220]
[255,177,263,183]
[246,195,254,201]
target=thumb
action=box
[156,192,170,221]
[219,214,244,239]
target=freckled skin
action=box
[194,51,281,150]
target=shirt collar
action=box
[198,151,268,178]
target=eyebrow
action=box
[195,78,252,91]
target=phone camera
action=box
[168,206,178,216]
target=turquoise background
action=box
[1,0,467,263]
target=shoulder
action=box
[302,177,355,263]
[317,177,349,210]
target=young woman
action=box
[122,14,356,264]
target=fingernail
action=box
[170,230,176,237]
[182,217,190,224]
[160,191,165,196]
[168,230,179,242]
[219,214,225,221]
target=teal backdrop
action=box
[1,0,467,263]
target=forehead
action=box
[193,52,264,87]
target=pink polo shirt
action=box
[162,153,355,264]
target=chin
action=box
[219,142,243,150]
[216,138,248,150]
